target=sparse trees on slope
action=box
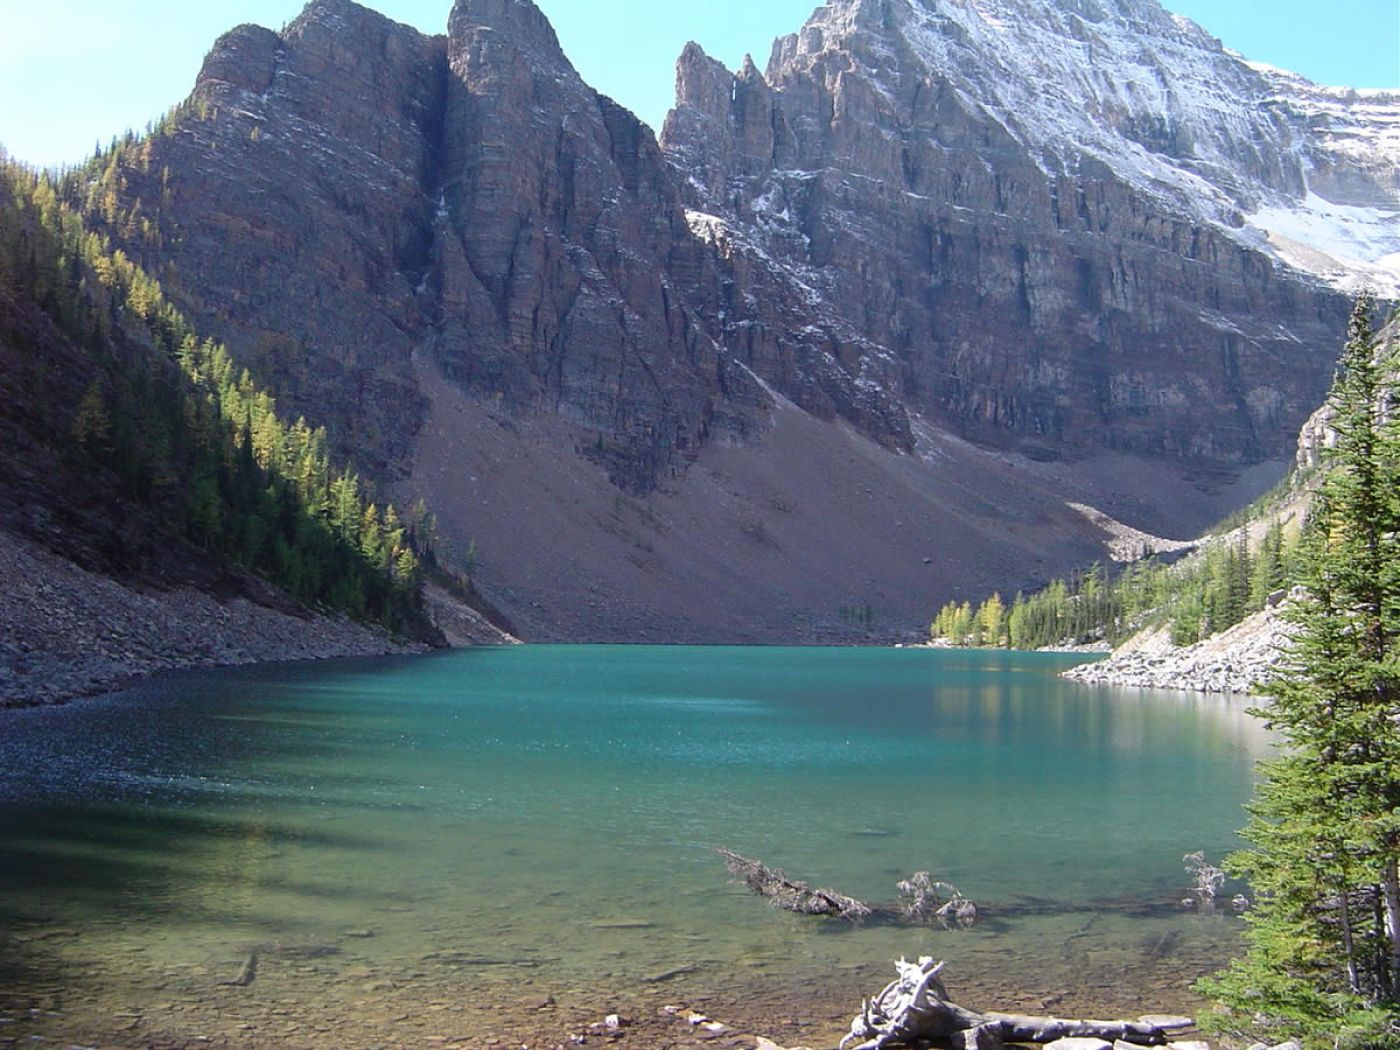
[976,593,1006,648]
[0,156,431,633]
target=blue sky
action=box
[1,0,1397,170]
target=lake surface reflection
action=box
[0,646,1271,1046]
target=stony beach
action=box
[0,530,426,708]
[0,925,1233,1050]
[1061,605,1294,696]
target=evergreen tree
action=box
[1251,522,1289,608]
[949,601,974,646]
[71,380,111,457]
[1201,295,1400,1043]
[977,593,1007,648]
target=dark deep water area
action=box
[0,645,1268,1047]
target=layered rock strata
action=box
[70,0,1397,640]
[661,0,1383,467]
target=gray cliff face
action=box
[661,0,1364,465]
[98,0,752,492]
[151,0,445,478]
[102,0,915,494]
[75,0,1394,641]
[431,0,767,491]
[435,0,913,470]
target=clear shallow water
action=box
[0,646,1271,1044]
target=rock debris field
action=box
[1062,605,1295,695]
[0,530,420,708]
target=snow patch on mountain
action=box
[787,0,1399,296]
[1248,193,1400,296]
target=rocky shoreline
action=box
[0,529,429,708]
[0,916,1247,1050]
[1062,605,1294,695]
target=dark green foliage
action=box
[1199,295,1400,1045]
[0,157,429,633]
[1251,522,1289,609]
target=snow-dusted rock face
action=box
[96,0,920,494]
[73,0,1396,641]
[663,0,1395,465]
[112,0,751,492]
[1244,65,1400,292]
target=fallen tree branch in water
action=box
[841,957,1178,1050]
[717,848,873,921]
[218,952,258,988]
[717,849,976,927]
[896,870,978,927]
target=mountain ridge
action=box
[14,0,1394,644]
[663,0,1394,470]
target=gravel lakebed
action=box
[0,917,1234,1050]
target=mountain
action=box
[1063,313,1400,694]
[663,0,1397,465]
[44,0,1399,643]
[0,161,516,706]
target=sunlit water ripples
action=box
[0,645,1272,1044]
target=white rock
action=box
[1043,1038,1112,1050]
[1137,1016,1194,1030]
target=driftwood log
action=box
[718,848,873,921]
[718,849,977,927]
[842,958,1179,1050]
[897,871,978,928]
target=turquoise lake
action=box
[0,646,1272,1046]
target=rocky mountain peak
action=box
[667,42,781,197]
[289,0,377,29]
[448,0,571,75]
[661,0,1375,471]
[283,0,435,50]
[757,0,1399,292]
[778,0,1302,200]
[674,41,731,110]
[196,24,283,94]
[73,0,1392,643]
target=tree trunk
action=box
[1381,855,1400,1001]
[1339,880,1361,996]
[841,958,1176,1050]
